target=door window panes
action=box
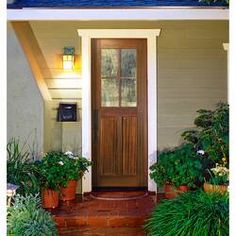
[101,48,137,107]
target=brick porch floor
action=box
[48,191,164,236]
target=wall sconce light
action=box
[63,47,75,70]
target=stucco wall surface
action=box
[7,23,44,154]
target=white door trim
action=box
[77,29,161,193]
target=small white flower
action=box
[197,150,205,155]
[58,161,64,165]
[65,151,73,156]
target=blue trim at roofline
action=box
[7,0,227,9]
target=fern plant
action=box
[7,194,58,236]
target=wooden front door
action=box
[92,39,147,188]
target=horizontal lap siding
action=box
[29,20,228,151]
[158,21,228,149]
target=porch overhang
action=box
[7,8,229,21]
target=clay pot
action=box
[203,183,228,193]
[60,180,77,201]
[164,184,178,199]
[42,188,59,208]
[176,185,190,193]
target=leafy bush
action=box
[36,151,67,190]
[182,103,229,183]
[182,103,229,164]
[7,138,40,195]
[145,191,229,236]
[61,151,92,187]
[36,151,91,189]
[7,194,58,236]
[149,149,173,187]
[150,144,203,188]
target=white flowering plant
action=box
[60,151,91,187]
[36,151,69,190]
[37,151,91,189]
[208,158,229,185]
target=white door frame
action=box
[77,29,161,193]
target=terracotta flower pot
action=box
[177,185,190,193]
[164,184,178,199]
[42,188,59,208]
[203,183,228,193]
[60,180,77,201]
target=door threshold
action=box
[92,187,147,192]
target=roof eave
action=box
[7,8,229,21]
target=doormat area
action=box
[90,191,148,200]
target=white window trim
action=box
[78,29,161,193]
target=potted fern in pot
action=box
[59,151,91,201]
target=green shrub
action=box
[7,194,58,236]
[35,151,67,190]
[7,138,40,195]
[182,103,229,165]
[61,151,92,187]
[145,191,229,236]
[36,151,91,189]
[150,144,203,188]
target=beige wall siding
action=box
[7,23,44,153]
[158,21,228,149]
[8,20,228,153]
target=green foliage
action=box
[199,0,229,5]
[149,149,173,187]
[60,151,92,187]
[36,151,92,189]
[208,162,229,185]
[170,144,203,187]
[182,103,229,164]
[150,144,203,188]
[36,151,68,190]
[7,194,58,236]
[145,191,229,236]
[7,138,40,195]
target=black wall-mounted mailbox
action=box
[57,103,77,122]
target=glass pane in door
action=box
[101,49,119,78]
[101,78,119,107]
[121,49,137,107]
[101,49,119,107]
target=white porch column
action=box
[78,29,161,193]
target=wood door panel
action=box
[122,116,137,176]
[92,39,147,188]
[99,117,118,176]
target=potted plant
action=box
[59,151,91,201]
[204,159,229,193]
[150,144,204,199]
[170,144,204,193]
[36,151,66,208]
[150,149,177,199]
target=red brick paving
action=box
[47,191,164,236]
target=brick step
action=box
[58,226,146,236]
[55,215,147,228]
